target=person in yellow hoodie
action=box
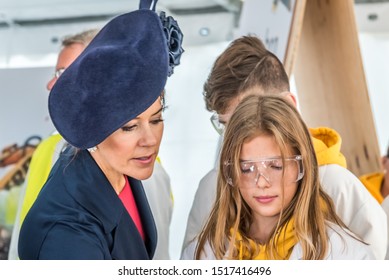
[360,145,389,204]
[359,144,389,259]
[181,35,387,259]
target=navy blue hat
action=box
[48,0,184,149]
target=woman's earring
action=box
[160,92,165,108]
[87,146,97,153]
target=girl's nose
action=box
[255,171,271,188]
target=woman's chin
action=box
[133,169,154,181]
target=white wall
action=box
[358,32,389,155]
[0,67,55,144]
[0,67,55,178]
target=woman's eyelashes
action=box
[121,125,137,132]
[150,118,164,125]
[121,118,164,132]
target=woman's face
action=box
[94,97,164,181]
[238,134,299,225]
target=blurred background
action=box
[0,0,389,259]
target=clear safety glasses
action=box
[225,155,304,187]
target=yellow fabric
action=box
[359,172,384,204]
[310,127,347,168]
[232,219,297,260]
[20,134,63,224]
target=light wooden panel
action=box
[291,0,380,176]
[284,0,307,75]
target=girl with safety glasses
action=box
[182,94,374,260]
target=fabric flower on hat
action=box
[159,11,184,77]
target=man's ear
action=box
[284,92,298,108]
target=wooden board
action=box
[290,0,380,176]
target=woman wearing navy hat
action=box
[18,0,183,260]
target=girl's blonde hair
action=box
[196,94,350,260]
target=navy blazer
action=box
[18,148,157,260]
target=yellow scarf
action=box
[232,219,297,260]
